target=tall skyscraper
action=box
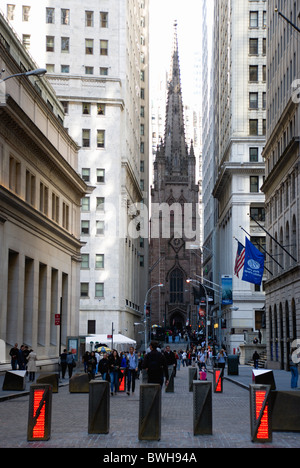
[1,0,150,341]
[207,0,267,355]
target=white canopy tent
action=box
[85,334,137,353]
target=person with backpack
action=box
[143,341,169,388]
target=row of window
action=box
[7,6,109,28]
[268,173,297,223]
[81,253,104,269]
[46,36,109,55]
[81,282,104,298]
[47,64,110,76]
[9,155,69,230]
[249,119,266,136]
[249,37,266,55]
[249,92,266,109]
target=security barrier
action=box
[27,384,52,441]
[88,380,110,434]
[193,381,213,435]
[188,367,198,392]
[165,365,175,393]
[250,384,272,443]
[139,384,161,441]
[213,368,223,393]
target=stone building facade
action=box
[149,27,201,334]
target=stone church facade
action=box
[149,27,201,332]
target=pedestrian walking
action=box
[66,351,76,378]
[252,350,260,369]
[109,349,121,395]
[163,345,177,377]
[289,348,299,389]
[143,341,169,388]
[182,350,187,367]
[27,349,37,382]
[99,352,110,382]
[216,349,227,378]
[9,343,19,370]
[126,346,138,395]
[59,349,68,379]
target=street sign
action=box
[55,314,60,325]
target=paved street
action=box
[0,363,299,450]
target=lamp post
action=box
[0,68,47,83]
[186,278,209,348]
[143,283,163,350]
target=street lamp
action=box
[0,68,47,83]
[143,283,164,350]
[186,278,209,348]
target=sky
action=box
[149,0,204,104]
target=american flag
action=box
[234,242,245,278]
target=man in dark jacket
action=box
[143,341,169,388]
[163,345,177,377]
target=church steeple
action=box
[160,21,191,182]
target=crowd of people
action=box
[79,342,228,394]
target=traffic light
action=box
[146,303,151,317]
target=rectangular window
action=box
[96,197,105,211]
[46,36,55,52]
[82,103,91,115]
[62,202,69,230]
[22,6,30,22]
[96,168,105,183]
[85,66,94,75]
[7,5,15,21]
[97,130,105,148]
[22,34,30,50]
[61,65,69,73]
[249,38,259,55]
[46,8,55,24]
[61,37,70,53]
[9,156,21,195]
[85,11,94,27]
[250,176,259,193]
[249,147,259,162]
[61,9,70,25]
[249,11,259,28]
[80,283,89,297]
[249,119,258,135]
[96,220,105,235]
[25,170,36,206]
[97,104,105,115]
[81,197,90,211]
[95,254,104,269]
[85,39,94,54]
[249,92,258,109]
[100,12,108,28]
[249,65,258,82]
[40,182,49,215]
[81,254,89,269]
[100,40,108,56]
[82,129,90,147]
[100,67,108,76]
[81,220,90,235]
[95,283,104,298]
[82,168,90,182]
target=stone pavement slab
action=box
[0,365,299,449]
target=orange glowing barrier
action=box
[27,384,52,441]
[255,390,270,440]
[250,385,272,443]
[213,368,223,393]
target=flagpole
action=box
[248,214,297,263]
[240,226,280,273]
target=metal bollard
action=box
[193,381,213,435]
[189,367,198,392]
[165,365,175,393]
[139,384,161,441]
[250,384,272,443]
[88,380,110,434]
[213,368,223,393]
[27,384,52,441]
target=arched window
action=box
[170,268,184,303]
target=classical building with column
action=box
[262,0,299,370]
[149,26,201,333]
[0,12,88,362]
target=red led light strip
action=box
[32,390,46,439]
[215,370,222,392]
[255,390,269,440]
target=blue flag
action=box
[242,238,265,285]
